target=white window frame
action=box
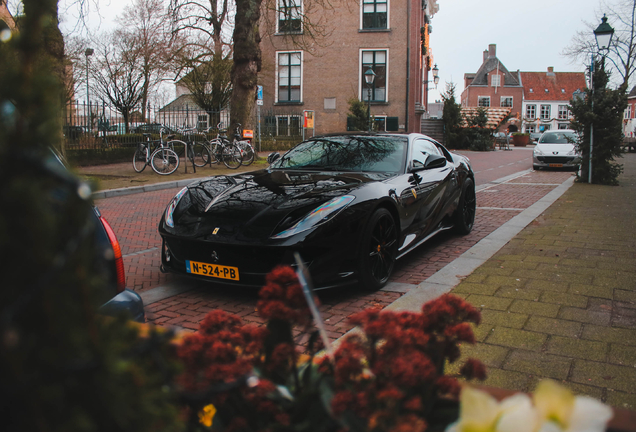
[277,0,303,34]
[540,104,551,120]
[526,104,536,119]
[275,50,303,103]
[275,115,302,136]
[500,96,513,107]
[372,115,387,131]
[625,105,633,120]
[360,0,389,30]
[525,124,536,133]
[197,114,208,131]
[359,48,389,102]
[558,105,569,120]
[491,74,501,87]
[478,96,490,107]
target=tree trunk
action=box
[230,0,263,133]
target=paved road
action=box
[95,147,576,345]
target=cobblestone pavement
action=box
[446,153,636,410]
[95,149,576,348]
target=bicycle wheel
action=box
[133,144,148,173]
[222,144,242,169]
[208,141,221,164]
[192,142,210,167]
[151,148,180,175]
[239,141,255,166]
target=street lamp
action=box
[364,68,376,132]
[85,48,94,131]
[432,63,439,89]
[587,15,615,184]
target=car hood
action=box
[535,143,578,154]
[167,169,392,241]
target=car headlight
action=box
[165,187,188,228]
[272,195,355,239]
[533,148,544,156]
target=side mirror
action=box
[411,154,447,172]
[267,152,281,164]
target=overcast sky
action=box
[57,0,607,102]
[428,0,603,101]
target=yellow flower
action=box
[198,404,217,428]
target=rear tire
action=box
[358,208,398,291]
[222,144,242,169]
[239,142,255,166]
[151,148,179,175]
[133,145,148,173]
[192,142,209,167]
[453,177,476,235]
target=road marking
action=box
[477,207,524,211]
[123,247,159,258]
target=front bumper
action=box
[533,154,581,168]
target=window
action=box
[540,104,551,120]
[478,96,490,107]
[526,104,536,119]
[491,74,501,87]
[412,139,443,169]
[362,0,388,29]
[558,105,569,120]
[558,123,569,130]
[278,0,302,33]
[625,105,632,120]
[501,96,513,107]
[276,115,302,136]
[277,52,302,103]
[361,50,387,102]
[197,114,208,130]
[373,116,387,131]
[525,125,536,133]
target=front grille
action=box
[537,156,576,164]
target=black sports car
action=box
[158,133,476,291]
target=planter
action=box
[512,134,529,146]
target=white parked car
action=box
[533,130,581,170]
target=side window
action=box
[411,139,442,169]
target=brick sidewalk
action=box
[447,153,636,411]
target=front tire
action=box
[192,142,209,167]
[222,144,242,169]
[151,148,180,175]
[358,208,398,291]
[132,145,148,173]
[454,177,476,235]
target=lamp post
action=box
[432,63,440,89]
[588,15,614,184]
[364,68,376,132]
[85,48,94,131]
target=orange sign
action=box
[243,129,254,138]
[303,111,314,129]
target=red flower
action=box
[436,376,461,398]
[460,358,487,381]
[389,414,427,432]
[332,390,356,415]
[257,265,314,326]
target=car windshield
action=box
[271,135,408,173]
[539,132,578,144]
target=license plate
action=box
[549,163,563,167]
[186,260,239,281]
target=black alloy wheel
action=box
[359,208,398,291]
[454,177,476,235]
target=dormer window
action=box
[491,74,501,87]
[561,89,566,93]
[529,88,533,93]
[544,89,549,93]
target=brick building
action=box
[258,0,440,136]
[461,44,523,132]
[623,86,636,138]
[520,68,586,133]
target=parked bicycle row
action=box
[132,123,255,175]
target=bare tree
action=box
[563,0,636,90]
[91,30,146,132]
[116,0,174,120]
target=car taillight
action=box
[100,216,126,293]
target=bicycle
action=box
[132,128,180,175]
[232,123,255,166]
[194,123,243,169]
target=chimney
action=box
[489,44,496,58]
[548,67,554,73]
[483,50,488,63]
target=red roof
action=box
[520,71,587,101]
